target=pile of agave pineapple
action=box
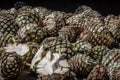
[0,2,120,80]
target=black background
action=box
[0,0,120,16]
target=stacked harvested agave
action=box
[0,2,119,80]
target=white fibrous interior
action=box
[31,45,70,76]
[4,44,29,56]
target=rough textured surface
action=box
[0,1,120,80]
[87,64,109,80]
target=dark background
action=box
[0,0,120,16]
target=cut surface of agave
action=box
[31,45,70,76]
[4,43,29,56]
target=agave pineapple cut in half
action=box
[3,42,39,64]
[4,44,29,56]
[31,45,70,76]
